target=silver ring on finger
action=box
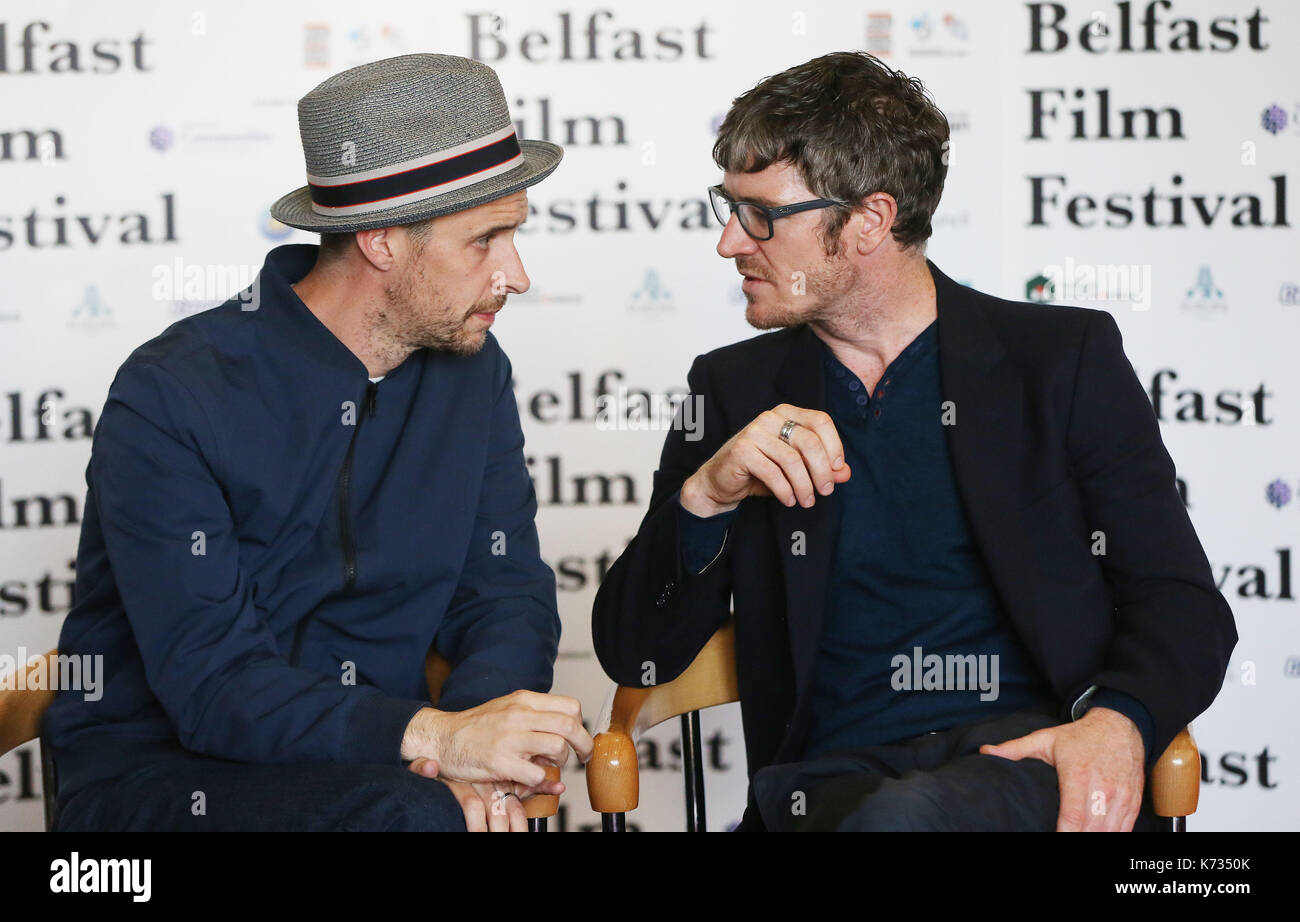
[779,419,799,444]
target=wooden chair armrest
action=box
[525,763,562,819]
[587,624,739,813]
[585,625,1202,823]
[0,649,60,758]
[588,728,641,813]
[1150,726,1199,818]
[424,648,452,709]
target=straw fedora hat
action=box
[271,53,561,233]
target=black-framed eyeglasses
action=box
[708,184,846,241]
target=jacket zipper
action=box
[289,380,378,666]
[338,380,377,592]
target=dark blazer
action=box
[592,259,1237,812]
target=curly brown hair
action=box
[713,51,949,253]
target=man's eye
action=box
[476,234,494,247]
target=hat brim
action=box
[269,139,562,233]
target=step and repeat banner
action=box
[1,0,1296,831]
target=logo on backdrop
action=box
[865,12,892,56]
[1181,265,1227,315]
[628,268,673,312]
[1261,104,1288,135]
[907,11,970,56]
[1026,274,1054,303]
[304,22,329,68]
[68,286,114,329]
[260,210,295,242]
[148,125,173,152]
[1265,478,1293,510]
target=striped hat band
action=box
[307,126,524,217]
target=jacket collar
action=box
[255,244,376,379]
[930,258,1006,373]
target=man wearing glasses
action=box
[591,51,1235,831]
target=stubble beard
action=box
[382,257,503,357]
[742,247,857,331]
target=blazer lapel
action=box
[932,262,1042,655]
[771,327,842,736]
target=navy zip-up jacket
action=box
[46,244,560,797]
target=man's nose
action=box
[716,213,757,259]
[495,243,531,296]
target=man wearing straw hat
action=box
[45,54,591,832]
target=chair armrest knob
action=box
[1151,727,1200,818]
[586,731,639,813]
[524,763,562,819]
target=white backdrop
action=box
[1,0,1296,831]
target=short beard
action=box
[381,257,501,357]
[743,246,856,331]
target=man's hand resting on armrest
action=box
[400,689,594,832]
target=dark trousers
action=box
[750,704,1162,831]
[54,749,467,832]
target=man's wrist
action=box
[680,476,736,518]
[1081,704,1136,729]
[401,706,445,763]
[1085,688,1156,765]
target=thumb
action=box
[980,731,1052,765]
[407,757,441,778]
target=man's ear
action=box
[354,227,397,271]
[853,192,898,256]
